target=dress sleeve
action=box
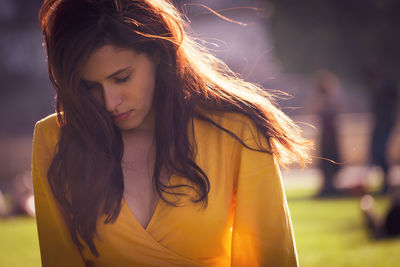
[230,137,298,266]
[32,120,86,267]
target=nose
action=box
[103,85,122,113]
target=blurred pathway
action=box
[283,165,400,191]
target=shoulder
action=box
[193,111,270,151]
[32,114,60,186]
[194,111,254,134]
[35,113,59,130]
[33,113,60,152]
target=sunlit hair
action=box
[40,0,312,256]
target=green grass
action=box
[0,189,399,266]
[0,217,40,267]
[287,189,400,267]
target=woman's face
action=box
[81,45,157,131]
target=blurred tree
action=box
[265,0,400,82]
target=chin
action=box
[116,117,145,131]
[116,122,141,131]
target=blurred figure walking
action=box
[309,70,343,197]
[364,64,399,194]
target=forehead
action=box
[82,45,139,81]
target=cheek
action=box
[146,80,156,102]
[146,79,156,107]
[137,74,156,106]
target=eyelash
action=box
[114,75,130,84]
[82,75,130,90]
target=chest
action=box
[121,133,162,229]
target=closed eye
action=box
[114,75,130,84]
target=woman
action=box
[33,0,311,266]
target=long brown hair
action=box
[40,0,312,256]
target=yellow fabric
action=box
[32,112,298,267]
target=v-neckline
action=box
[121,172,177,231]
[122,195,162,231]
[119,194,204,267]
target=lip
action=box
[112,110,132,122]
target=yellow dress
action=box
[32,112,298,267]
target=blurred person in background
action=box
[308,70,343,197]
[361,187,400,239]
[0,190,6,217]
[0,172,35,218]
[9,171,35,217]
[33,0,312,266]
[364,63,399,194]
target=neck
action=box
[122,108,156,137]
[122,126,154,142]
